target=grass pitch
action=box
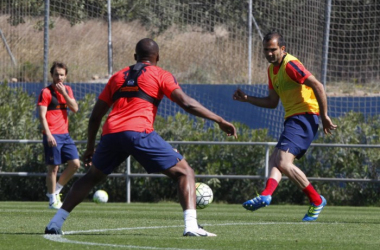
[0,201,379,250]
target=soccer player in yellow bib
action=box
[233,31,337,221]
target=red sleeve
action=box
[286,60,312,84]
[159,70,181,100]
[267,68,274,89]
[37,88,51,107]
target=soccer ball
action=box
[93,190,108,203]
[195,182,213,209]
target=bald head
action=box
[134,38,159,65]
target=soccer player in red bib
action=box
[37,61,80,209]
[45,38,237,236]
[233,31,337,221]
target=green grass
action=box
[0,202,379,250]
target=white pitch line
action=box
[43,221,332,249]
[64,225,183,235]
[44,235,204,250]
[63,221,332,235]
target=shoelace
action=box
[307,204,321,214]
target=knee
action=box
[183,164,195,178]
[164,160,195,180]
[85,166,107,184]
[68,160,80,172]
[177,162,195,179]
[47,165,59,175]
[276,161,293,176]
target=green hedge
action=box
[0,83,379,205]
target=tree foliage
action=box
[2,0,248,33]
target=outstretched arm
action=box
[304,75,337,134]
[233,88,280,109]
[171,88,237,138]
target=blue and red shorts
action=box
[43,133,79,165]
[276,114,319,159]
[92,131,183,175]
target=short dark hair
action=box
[263,31,286,47]
[50,61,68,75]
[135,38,159,58]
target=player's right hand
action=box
[47,134,57,147]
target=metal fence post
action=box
[248,0,252,85]
[264,145,270,186]
[43,0,50,87]
[321,0,332,88]
[126,156,131,203]
[107,0,113,78]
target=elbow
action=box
[268,104,278,109]
[268,99,279,109]
[180,102,192,111]
[89,115,102,125]
[267,102,278,109]
[175,97,196,112]
[70,107,79,113]
[69,101,79,113]
[179,100,197,112]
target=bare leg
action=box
[61,166,107,212]
[267,148,283,183]
[274,148,309,189]
[46,165,59,194]
[162,159,216,236]
[162,159,196,210]
[57,159,80,186]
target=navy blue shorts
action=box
[276,114,319,159]
[43,133,79,165]
[92,131,183,175]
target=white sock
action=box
[47,209,70,229]
[184,209,198,233]
[46,193,56,204]
[55,183,64,195]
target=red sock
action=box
[261,178,278,196]
[302,184,322,205]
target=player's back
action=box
[99,64,180,135]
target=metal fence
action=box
[1,139,379,203]
[1,0,379,86]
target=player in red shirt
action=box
[233,31,337,221]
[45,38,237,237]
[37,62,80,210]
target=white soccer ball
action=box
[93,190,108,203]
[195,182,213,209]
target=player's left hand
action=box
[82,149,94,168]
[218,120,238,138]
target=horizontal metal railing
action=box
[1,140,380,202]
